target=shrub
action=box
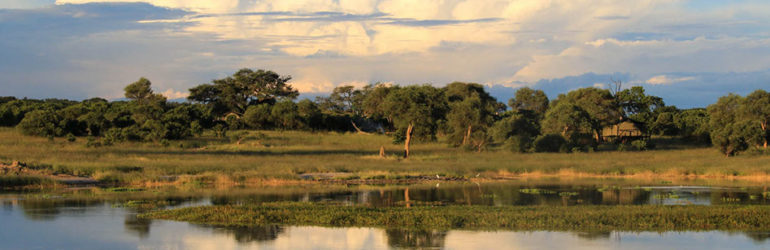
[534,134,566,153]
[631,140,648,151]
[504,135,532,153]
[17,109,61,137]
[66,133,76,142]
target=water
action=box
[2,182,770,249]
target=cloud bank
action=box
[0,0,768,107]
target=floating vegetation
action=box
[721,197,741,203]
[142,202,770,231]
[652,192,681,199]
[558,192,579,197]
[519,188,556,195]
[105,187,145,192]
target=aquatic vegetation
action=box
[142,202,770,231]
[519,188,556,194]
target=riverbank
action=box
[3,128,770,188]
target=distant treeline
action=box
[1,68,768,157]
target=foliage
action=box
[533,134,567,153]
[188,68,298,117]
[443,82,501,149]
[508,87,549,118]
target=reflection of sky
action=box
[2,201,770,249]
[1,1,770,107]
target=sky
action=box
[1,0,769,108]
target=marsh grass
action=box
[3,127,770,185]
[141,202,770,231]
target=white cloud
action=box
[6,0,770,100]
[161,88,188,99]
[646,75,696,85]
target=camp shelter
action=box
[601,120,648,142]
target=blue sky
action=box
[1,0,769,108]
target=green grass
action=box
[0,175,54,188]
[3,127,770,186]
[141,202,770,231]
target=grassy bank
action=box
[3,127,770,186]
[142,202,770,231]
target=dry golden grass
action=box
[2,127,770,185]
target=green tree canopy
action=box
[382,85,447,158]
[188,68,298,117]
[708,94,761,156]
[508,87,549,118]
[443,82,502,149]
[741,89,770,148]
[552,87,621,141]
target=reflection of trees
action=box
[124,214,152,238]
[385,229,447,248]
[18,199,101,221]
[743,232,770,243]
[205,225,285,243]
[573,231,611,240]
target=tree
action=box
[541,102,592,138]
[243,104,273,129]
[188,68,298,117]
[616,86,664,133]
[444,82,502,150]
[316,85,363,115]
[508,87,549,118]
[124,78,166,126]
[297,99,323,131]
[553,88,621,142]
[708,94,760,156]
[674,108,710,143]
[18,109,61,137]
[741,90,770,148]
[382,85,447,158]
[124,77,154,101]
[271,100,302,130]
[490,111,540,152]
[361,83,394,121]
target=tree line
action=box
[1,68,768,157]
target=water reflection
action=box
[205,184,770,208]
[3,184,770,249]
[124,214,152,238]
[386,229,448,249]
[205,225,286,244]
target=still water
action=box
[2,182,770,249]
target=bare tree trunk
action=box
[762,122,767,149]
[404,123,414,158]
[462,125,472,145]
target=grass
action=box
[3,127,770,186]
[0,175,54,188]
[141,202,770,231]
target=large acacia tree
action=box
[382,85,447,158]
[188,69,298,118]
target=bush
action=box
[504,135,532,153]
[534,134,567,153]
[17,109,61,137]
[103,128,124,145]
[631,140,648,151]
[66,133,76,142]
[86,136,101,147]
